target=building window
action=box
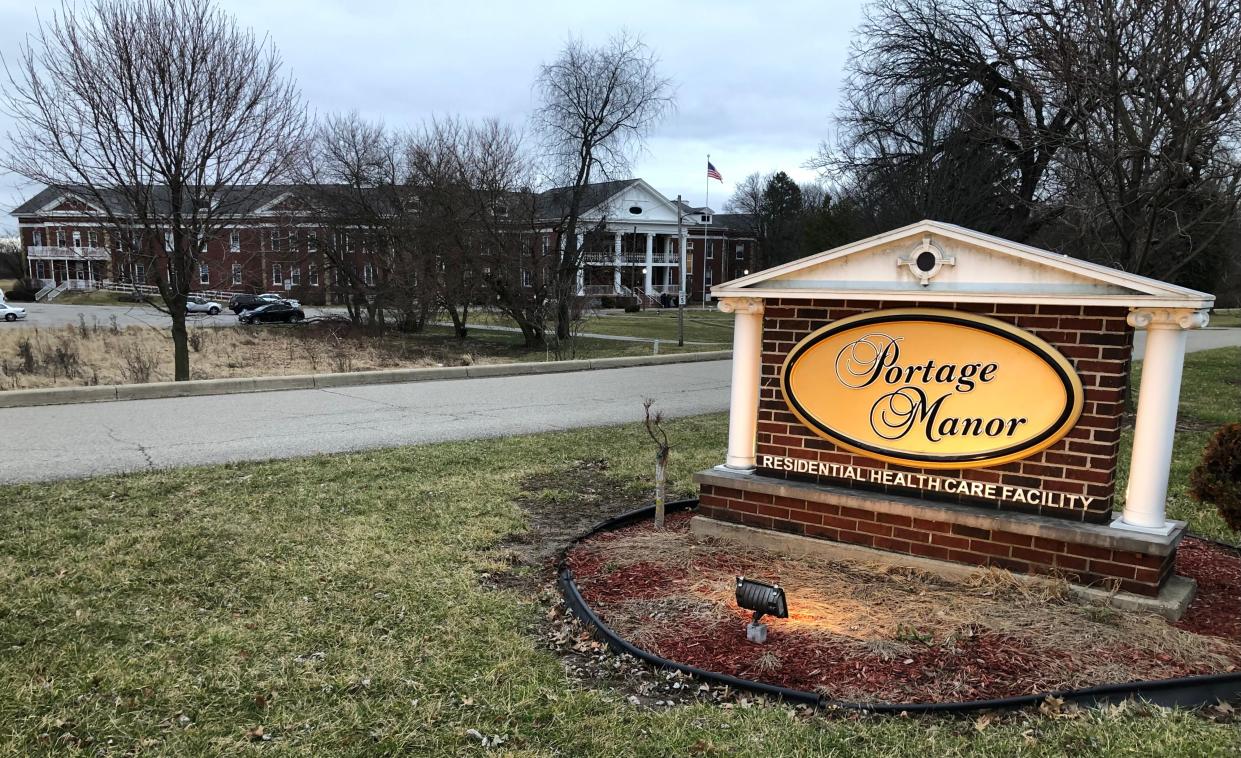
[34,261,47,279]
[164,231,174,252]
[289,230,298,251]
[736,243,744,259]
[230,230,240,252]
[56,229,65,247]
[521,268,532,288]
[134,263,146,284]
[88,231,98,247]
[232,263,242,285]
[344,233,352,252]
[32,230,43,247]
[72,231,81,248]
[307,231,318,253]
[705,268,714,285]
[272,264,282,286]
[706,241,713,260]
[291,267,301,286]
[542,236,550,255]
[686,240,694,250]
[308,264,318,286]
[199,263,210,285]
[363,262,374,286]
[270,230,280,252]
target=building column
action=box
[644,233,654,295]
[719,296,765,470]
[678,231,688,301]
[575,233,585,294]
[612,232,623,293]
[1120,307,1210,532]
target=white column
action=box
[1120,307,1210,533]
[612,232,622,293]
[678,231,688,299]
[644,233,654,295]
[575,233,585,294]
[719,297,765,470]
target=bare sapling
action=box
[643,398,671,529]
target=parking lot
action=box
[0,301,337,329]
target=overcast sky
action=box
[0,0,867,234]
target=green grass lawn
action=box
[1210,308,1241,328]
[1,350,1239,754]
[462,307,735,345]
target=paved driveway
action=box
[0,360,732,483]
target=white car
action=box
[186,296,223,315]
[0,302,28,322]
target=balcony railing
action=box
[26,245,113,261]
[581,251,680,265]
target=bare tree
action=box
[2,0,307,380]
[643,398,671,530]
[1023,0,1241,282]
[534,31,674,341]
[821,0,1241,289]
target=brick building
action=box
[10,179,758,305]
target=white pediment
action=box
[587,179,683,226]
[712,220,1213,308]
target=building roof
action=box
[712,219,1214,309]
[11,184,296,217]
[535,179,639,220]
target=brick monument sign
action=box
[695,221,1213,614]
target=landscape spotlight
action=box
[735,576,788,644]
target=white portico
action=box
[544,178,708,301]
[711,220,1214,536]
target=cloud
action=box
[0,0,865,232]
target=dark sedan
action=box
[238,302,305,324]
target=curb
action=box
[0,350,732,409]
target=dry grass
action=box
[0,321,509,389]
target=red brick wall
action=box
[698,483,1172,596]
[757,299,1134,524]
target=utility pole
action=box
[676,194,685,346]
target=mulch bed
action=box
[566,514,1241,705]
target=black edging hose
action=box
[556,499,1241,713]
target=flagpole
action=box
[704,154,710,308]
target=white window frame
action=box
[308,264,318,286]
[272,263,282,286]
[56,229,65,247]
[199,263,210,285]
[134,263,146,284]
[307,231,318,253]
[363,262,374,286]
[270,230,279,252]
[520,268,532,288]
[229,230,240,253]
[735,243,744,259]
[32,230,43,247]
[231,263,242,285]
[291,266,301,286]
[705,267,714,285]
[164,231,174,252]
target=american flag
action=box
[707,161,723,182]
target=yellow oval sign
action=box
[780,308,1084,469]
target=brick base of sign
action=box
[694,468,1186,597]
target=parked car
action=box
[238,301,305,324]
[0,303,28,322]
[186,296,222,315]
[229,293,299,314]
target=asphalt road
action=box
[0,359,732,483]
[0,302,342,329]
